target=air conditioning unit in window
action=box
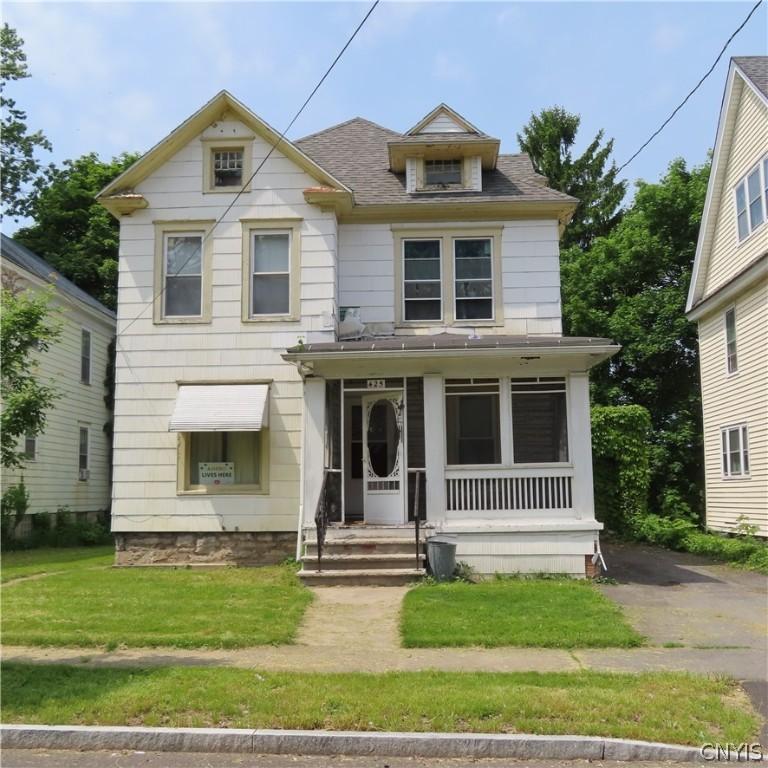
[79,468,90,481]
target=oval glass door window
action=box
[367,399,400,477]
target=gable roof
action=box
[406,103,483,135]
[295,118,576,208]
[97,90,350,201]
[686,56,768,313]
[1,234,116,322]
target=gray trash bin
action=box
[427,535,457,581]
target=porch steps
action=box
[299,526,426,586]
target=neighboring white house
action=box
[687,57,768,538]
[1,234,116,520]
[98,93,618,579]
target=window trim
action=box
[393,227,503,327]
[724,306,738,376]
[720,423,750,479]
[153,220,214,324]
[734,154,768,244]
[80,327,92,385]
[240,219,302,322]
[176,430,270,495]
[201,137,254,194]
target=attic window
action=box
[213,149,243,187]
[425,159,462,186]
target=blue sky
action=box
[3,1,766,233]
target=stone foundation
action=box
[114,532,296,567]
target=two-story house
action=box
[1,235,116,528]
[687,57,768,538]
[98,93,618,580]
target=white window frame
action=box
[734,155,768,243]
[80,328,92,385]
[721,424,750,478]
[78,426,90,480]
[162,231,204,319]
[453,236,495,323]
[724,306,738,375]
[402,237,443,324]
[23,434,37,461]
[249,229,292,318]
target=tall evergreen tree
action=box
[517,107,626,249]
[0,23,52,219]
[14,152,138,309]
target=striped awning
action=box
[169,384,269,432]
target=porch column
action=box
[423,373,446,522]
[568,372,595,520]
[302,377,326,528]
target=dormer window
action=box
[213,149,243,187]
[425,159,462,186]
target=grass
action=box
[1,663,758,746]
[2,564,312,648]
[401,578,644,648]
[1,546,115,583]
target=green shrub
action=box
[591,405,652,533]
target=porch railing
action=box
[445,468,573,514]
[314,469,339,572]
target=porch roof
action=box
[283,333,619,366]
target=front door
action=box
[362,392,405,524]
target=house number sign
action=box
[367,379,386,390]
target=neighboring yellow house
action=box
[1,234,116,521]
[687,57,768,538]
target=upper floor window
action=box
[213,149,243,188]
[725,307,737,374]
[403,239,442,321]
[454,238,493,321]
[164,232,203,318]
[23,435,37,461]
[80,329,92,385]
[721,424,749,477]
[425,159,462,186]
[250,232,290,316]
[735,158,767,241]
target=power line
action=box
[617,0,764,174]
[116,0,379,341]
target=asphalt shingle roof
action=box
[734,56,768,99]
[295,118,576,207]
[0,234,116,321]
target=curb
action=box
[1,724,707,761]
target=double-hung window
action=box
[425,159,462,186]
[735,157,768,241]
[721,425,749,477]
[511,378,569,463]
[80,329,92,384]
[403,239,442,321]
[78,427,89,480]
[164,232,203,318]
[445,379,501,465]
[454,238,493,320]
[725,308,738,374]
[250,231,291,316]
[23,435,36,461]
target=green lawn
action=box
[1,663,757,745]
[401,579,644,648]
[1,546,115,583]
[2,564,312,649]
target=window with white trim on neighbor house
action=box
[250,232,291,316]
[164,232,203,317]
[735,157,767,241]
[721,425,749,477]
[725,307,738,374]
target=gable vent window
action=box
[425,159,462,186]
[735,158,767,241]
[213,149,243,187]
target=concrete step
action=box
[304,526,419,542]
[305,538,422,556]
[301,553,425,572]
[298,568,426,587]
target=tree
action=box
[14,152,139,309]
[0,277,62,469]
[517,107,626,249]
[1,23,52,219]
[562,158,710,519]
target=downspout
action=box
[593,532,607,573]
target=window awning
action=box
[169,384,269,432]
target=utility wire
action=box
[116,0,379,341]
[617,0,764,174]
